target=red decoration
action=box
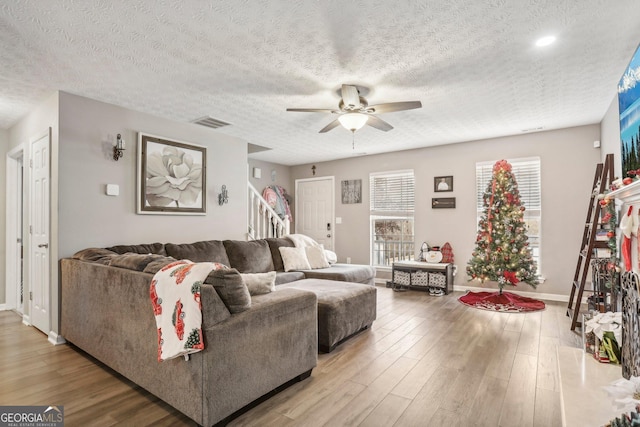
[459,291,545,312]
[504,271,519,285]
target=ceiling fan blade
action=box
[341,84,361,109]
[367,101,422,114]
[286,108,336,113]
[319,118,341,133]
[366,115,394,132]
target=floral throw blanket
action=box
[150,260,224,362]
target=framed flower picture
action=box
[137,133,206,215]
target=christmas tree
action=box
[467,159,538,292]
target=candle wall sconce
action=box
[218,185,229,205]
[113,134,125,161]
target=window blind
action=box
[370,170,415,216]
[475,158,541,212]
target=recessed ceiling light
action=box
[535,36,556,47]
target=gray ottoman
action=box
[281,279,377,353]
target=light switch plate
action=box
[106,184,119,196]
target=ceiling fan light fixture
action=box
[338,113,369,132]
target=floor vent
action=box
[191,116,231,129]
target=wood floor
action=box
[0,287,581,426]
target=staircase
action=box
[248,182,290,240]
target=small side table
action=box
[387,261,454,294]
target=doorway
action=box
[6,147,24,314]
[295,177,335,250]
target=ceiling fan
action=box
[287,84,422,134]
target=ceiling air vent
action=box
[191,116,231,129]
[521,126,544,133]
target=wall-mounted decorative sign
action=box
[137,133,206,215]
[432,197,456,209]
[434,175,453,192]
[341,179,362,204]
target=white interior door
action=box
[30,130,51,334]
[295,177,334,250]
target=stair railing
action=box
[248,182,290,240]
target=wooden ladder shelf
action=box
[566,154,614,331]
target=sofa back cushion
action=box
[165,240,230,265]
[106,243,166,256]
[72,248,117,264]
[265,238,296,271]
[223,240,274,273]
[205,268,251,313]
[108,253,173,272]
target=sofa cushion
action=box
[279,247,312,272]
[72,248,117,264]
[165,240,230,265]
[205,268,251,313]
[299,263,376,285]
[142,256,178,274]
[275,271,306,285]
[240,271,276,295]
[108,253,171,272]
[265,237,296,271]
[106,243,166,256]
[223,240,274,273]
[305,246,330,269]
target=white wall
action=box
[248,158,292,193]
[291,125,602,297]
[57,92,248,257]
[601,96,622,174]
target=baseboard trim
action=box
[48,331,66,346]
[0,304,6,311]
[378,278,576,303]
[22,314,31,326]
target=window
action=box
[475,157,542,274]
[370,170,415,267]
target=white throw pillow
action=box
[240,271,276,295]
[306,246,330,269]
[279,247,311,272]
[324,249,338,264]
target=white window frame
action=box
[369,170,415,268]
[475,157,542,275]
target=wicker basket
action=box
[394,271,411,286]
[412,271,429,287]
[428,272,447,289]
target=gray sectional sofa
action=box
[60,237,376,426]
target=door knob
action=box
[327,234,331,238]
[38,243,49,248]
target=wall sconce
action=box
[113,134,125,161]
[218,185,229,205]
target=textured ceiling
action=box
[2,1,640,166]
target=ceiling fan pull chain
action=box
[352,131,355,149]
